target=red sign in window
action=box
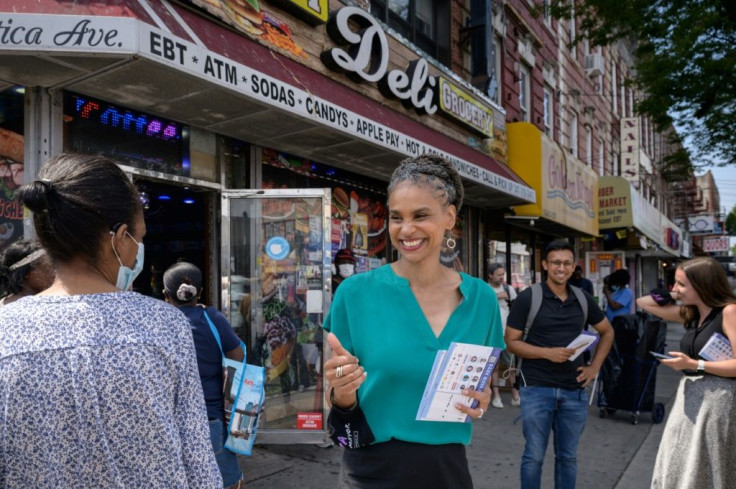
[296,412,323,430]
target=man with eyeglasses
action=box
[505,239,614,489]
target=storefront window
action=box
[261,149,389,269]
[63,92,190,177]
[0,87,26,251]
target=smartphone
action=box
[650,351,674,360]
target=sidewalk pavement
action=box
[238,322,685,489]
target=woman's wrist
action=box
[330,388,358,410]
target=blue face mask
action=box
[610,285,620,292]
[111,231,144,291]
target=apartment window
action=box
[598,138,605,176]
[585,125,592,166]
[492,36,502,104]
[628,89,634,118]
[611,63,617,115]
[542,0,551,25]
[543,86,554,137]
[519,64,531,122]
[621,83,626,117]
[613,150,620,176]
[570,112,579,157]
[371,0,450,63]
[569,4,576,58]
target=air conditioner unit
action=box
[585,53,605,78]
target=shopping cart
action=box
[597,313,667,425]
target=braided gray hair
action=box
[387,154,464,211]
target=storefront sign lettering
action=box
[72,95,181,141]
[0,19,42,45]
[436,78,494,137]
[306,97,348,128]
[598,186,627,208]
[620,117,639,183]
[53,19,121,47]
[204,56,237,85]
[548,154,594,212]
[0,197,24,220]
[703,237,728,253]
[149,32,188,66]
[0,16,131,50]
[321,7,437,115]
[250,74,296,106]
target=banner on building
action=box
[703,237,729,253]
[620,117,639,184]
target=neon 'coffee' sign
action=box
[321,7,437,115]
[73,96,181,141]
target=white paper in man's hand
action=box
[566,331,599,361]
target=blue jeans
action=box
[520,386,588,489]
[209,418,243,487]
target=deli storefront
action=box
[0,1,534,443]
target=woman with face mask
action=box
[0,154,222,488]
[603,268,634,322]
[332,248,356,293]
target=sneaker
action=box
[491,397,504,409]
[510,397,521,407]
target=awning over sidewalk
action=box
[598,176,683,256]
[506,122,599,236]
[0,1,535,208]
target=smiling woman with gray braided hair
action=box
[163,261,246,489]
[322,154,504,488]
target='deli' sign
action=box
[320,7,437,115]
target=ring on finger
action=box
[336,365,344,379]
[478,408,484,418]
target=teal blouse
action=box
[323,265,505,445]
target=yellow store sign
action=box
[508,123,598,236]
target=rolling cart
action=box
[597,313,667,425]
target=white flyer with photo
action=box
[699,332,733,362]
[566,331,599,362]
[416,342,503,423]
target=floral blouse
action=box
[0,292,222,488]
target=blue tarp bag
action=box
[204,311,266,456]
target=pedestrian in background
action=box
[0,239,54,305]
[0,154,221,488]
[332,248,356,293]
[569,265,594,295]
[487,262,520,409]
[637,256,736,489]
[505,239,614,489]
[163,261,246,489]
[603,268,634,322]
[323,154,504,488]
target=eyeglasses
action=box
[548,260,575,268]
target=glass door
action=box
[222,188,331,444]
